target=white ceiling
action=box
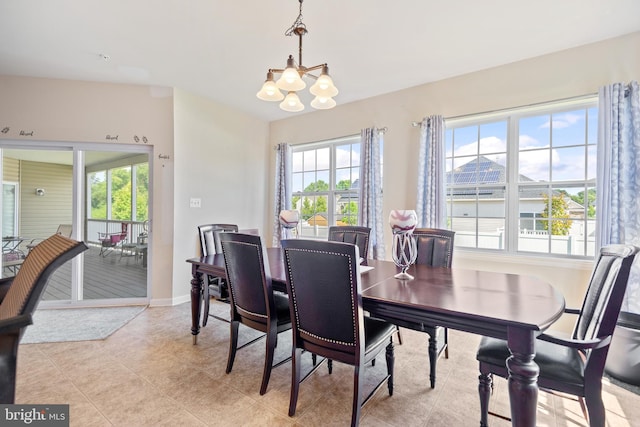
[1,0,639,122]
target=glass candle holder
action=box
[279,209,300,239]
[389,210,418,280]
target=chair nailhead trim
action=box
[221,240,269,320]
[284,247,357,346]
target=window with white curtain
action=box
[445,97,598,257]
[292,135,363,239]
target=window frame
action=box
[444,96,598,259]
[291,134,363,239]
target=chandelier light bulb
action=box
[280,91,304,112]
[276,55,306,91]
[310,66,338,98]
[310,95,336,110]
[256,72,284,101]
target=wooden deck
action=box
[41,244,148,301]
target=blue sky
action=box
[445,107,597,183]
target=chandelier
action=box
[256,0,338,112]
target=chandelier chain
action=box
[284,0,306,36]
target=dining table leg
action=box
[506,328,539,427]
[190,266,204,344]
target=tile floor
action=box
[16,302,640,426]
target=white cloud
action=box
[449,136,506,157]
[540,112,583,129]
[519,134,544,149]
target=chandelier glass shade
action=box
[256,0,338,112]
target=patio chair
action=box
[26,224,73,251]
[0,234,88,403]
[98,223,128,257]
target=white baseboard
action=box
[150,294,191,307]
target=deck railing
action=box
[86,219,147,245]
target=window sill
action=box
[454,248,594,271]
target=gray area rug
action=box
[21,306,147,344]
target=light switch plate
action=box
[189,198,201,208]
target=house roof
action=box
[447,156,585,207]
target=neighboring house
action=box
[307,214,328,226]
[447,156,587,234]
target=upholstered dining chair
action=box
[476,244,639,427]
[328,225,371,260]
[281,239,396,427]
[405,228,455,387]
[197,223,238,326]
[0,234,88,403]
[219,232,292,395]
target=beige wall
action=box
[0,75,176,303]
[171,88,270,303]
[268,31,640,314]
[0,76,272,306]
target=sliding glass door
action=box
[83,151,149,300]
[0,143,151,306]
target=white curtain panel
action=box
[597,81,640,313]
[272,143,292,247]
[359,128,385,260]
[416,115,446,228]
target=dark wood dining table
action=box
[186,248,565,427]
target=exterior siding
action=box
[19,160,73,241]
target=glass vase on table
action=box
[389,210,418,280]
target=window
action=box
[292,135,365,239]
[2,182,18,237]
[445,98,597,257]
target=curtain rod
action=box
[273,126,387,150]
[411,92,598,126]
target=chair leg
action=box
[202,283,210,327]
[479,372,493,427]
[328,359,333,374]
[0,345,18,403]
[289,348,303,416]
[584,389,605,427]
[443,327,449,358]
[428,333,438,388]
[226,321,240,374]
[351,364,364,427]
[260,329,277,395]
[386,339,395,396]
[396,325,403,345]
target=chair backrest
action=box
[219,232,275,325]
[0,234,88,321]
[573,244,639,344]
[412,228,455,268]
[328,226,371,260]
[282,239,364,364]
[198,223,238,256]
[119,222,128,237]
[55,224,72,238]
